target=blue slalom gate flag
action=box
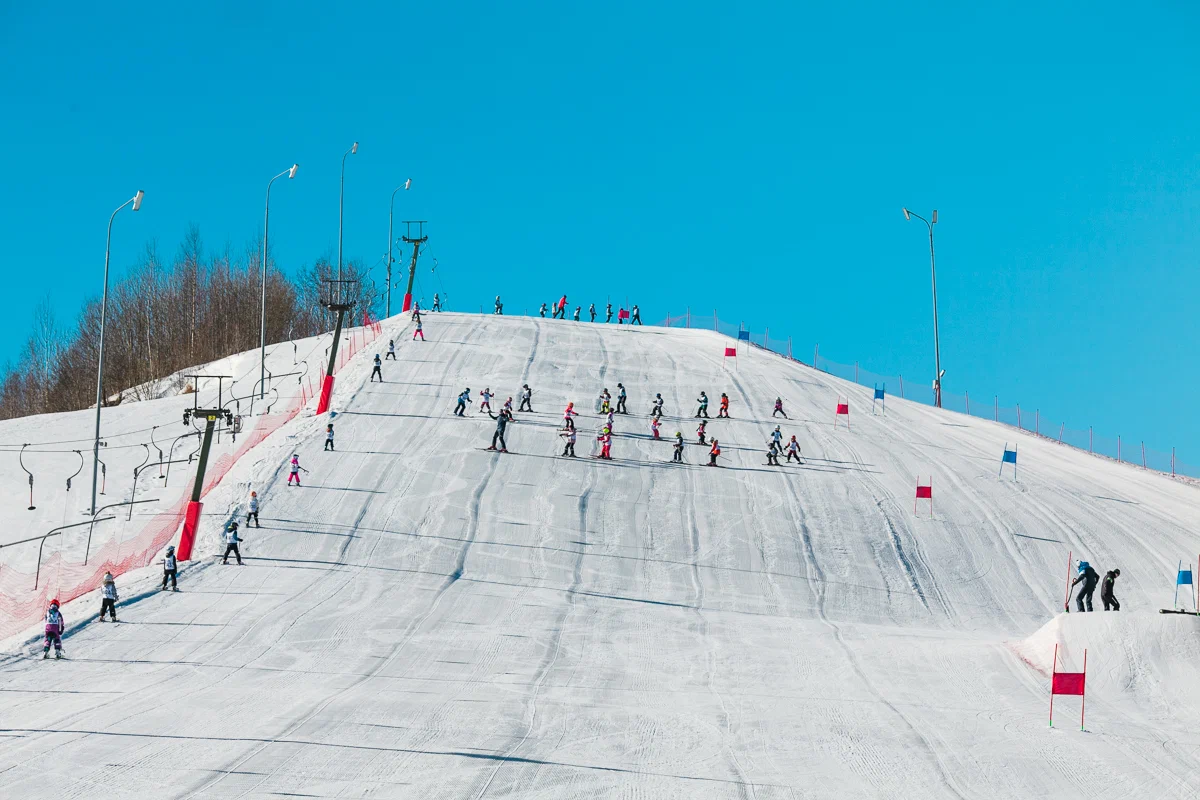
[999,444,1018,478]
[1003,449,1018,464]
[737,330,750,341]
[1174,561,1196,609]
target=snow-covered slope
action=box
[1,312,1198,798]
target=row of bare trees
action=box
[0,226,380,420]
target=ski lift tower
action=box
[316,279,358,415]
[176,375,233,561]
[400,220,428,313]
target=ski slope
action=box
[2,312,1199,798]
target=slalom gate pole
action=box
[1063,550,1072,612]
[1049,643,1058,726]
[1080,649,1087,730]
[1174,559,1182,608]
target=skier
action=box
[411,301,421,321]
[718,393,730,418]
[324,423,335,451]
[606,408,616,430]
[162,545,178,591]
[672,431,685,462]
[596,426,613,460]
[287,454,306,486]
[246,490,261,526]
[616,383,628,414]
[553,295,568,319]
[696,392,710,418]
[560,426,577,457]
[631,304,642,325]
[707,439,721,467]
[785,435,802,463]
[766,440,780,466]
[479,388,493,414]
[539,302,548,318]
[697,420,708,445]
[771,426,783,448]
[413,319,425,340]
[651,393,665,417]
[563,402,578,431]
[386,339,397,360]
[432,293,442,312]
[1071,561,1100,612]
[503,396,514,416]
[222,521,243,565]
[99,572,119,622]
[494,296,503,315]
[454,388,471,417]
[599,389,611,414]
[370,354,383,382]
[773,397,788,419]
[519,384,533,413]
[486,408,512,452]
[589,303,596,322]
[1101,568,1121,611]
[618,307,625,325]
[573,306,581,321]
[43,600,65,659]
[651,416,661,440]
[605,302,613,323]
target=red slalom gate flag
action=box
[724,347,737,357]
[1049,643,1088,730]
[914,478,933,516]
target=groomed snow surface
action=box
[2,312,1199,798]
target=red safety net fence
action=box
[0,319,384,641]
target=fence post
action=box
[1141,442,1146,469]
[765,326,769,344]
[995,396,998,422]
[813,344,819,369]
[1172,447,1176,476]
[1036,409,1039,435]
[667,313,671,326]
[1118,436,1122,462]
[965,390,970,415]
[713,310,717,331]
[1017,404,1021,429]
[1089,427,1093,453]
[788,337,792,359]
[687,307,691,328]
[1058,423,1064,442]
[855,362,858,383]
[899,374,904,397]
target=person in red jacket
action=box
[553,295,568,319]
[707,440,721,467]
[718,393,730,418]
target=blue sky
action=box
[2,1,1199,458]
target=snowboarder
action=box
[43,600,64,659]
[697,420,708,445]
[324,423,335,451]
[1101,568,1121,611]
[370,354,383,382]
[99,572,119,622]
[486,408,512,452]
[413,319,425,340]
[718,393,730,418]
[773,397,788,418]
[432,293,442,312]
[287,454,306,486]
[651,416,661,440]
[162,545,178,591]
[707,439,721,467]
[631,304,642,325]
[696,392,710,418]
[651,393,664,417]
[596,427,613,460]
[454,388,471,417]
[785,435,802,463]
[560,427,577,457]
[247,491,261,526]
[222,521,243,565]
[1071,561,1100,612]
[539,302,548,318]
[766,440,780,466]
[519,384,533,413]
[386,339,397,360]
[563,402,578,431]
[672,431,685,462]
[589,303,596,322]
[605,302,613,323]
[573,306,581,321]
[616,383,628,414]
[479,388,494,414]
[494,296,503,315]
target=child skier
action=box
[651,416,661,440]
[563,402,578,431]
[99,572,119,622]
[771,426,783,449]
[43,600,65,659]
[162,545,178,591]
[486,408,512,452]
[479,388,493,414]
[247,491,261,526]
[503,397,514,416]
[370,354,383,382]
[766,440,780,466]
[605,302,613,323]
[718,393,730,418]
[386,339,396,360]
[454,388,471,417]
[589,303,596,322]
[324,423,335,451]
[1101,568,1121,611]
[573,306,581,321]
[222,521,243,565]
[696,392,709,418]
[432,293,442,312]
[519,384,533,412]
[773,397,788,418]
[697,420,708,445]
[287,454,306,486]
[596,426,613,460]
[707,439,721,467]
[560,427,577,457]
[631,304,642,325]
[539,302,548,317]
[616,383,628,414]
[785,435,802,463]
[413,319,425,340]
[672,431,685,462]
[599,389,611,414]
[651,393,664,417]
[494,296,503,315]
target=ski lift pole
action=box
[177,406,232,560]
[85,499,158,564]
[19,443,34,510]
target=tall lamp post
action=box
[91,190,144,515]
[387,179,412,317]
[903,208,944,408]
[261,164,298,399]
[338,142,358,288]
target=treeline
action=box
[0,225,379,419]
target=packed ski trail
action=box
[2,313,1199,798]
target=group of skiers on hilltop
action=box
[523,296,643,325]
[1070,561,1121,612]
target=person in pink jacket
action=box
[43,600,65,659]
[562,402,578,431]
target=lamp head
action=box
[902,208,910,221]
[288,164,299,179]
[132,190,144,212]
[404,178,412,190]
[931,209,938,224]
[351,142,358,155]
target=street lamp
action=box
[387,178,412,317]
[91,190,144,515]
[903,207,943,408]
[338,142,358,288]
[261,164,298,399]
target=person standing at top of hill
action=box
[494,296,503,315]
[605,302,613,323]
[1101,569,1121,611]
[573,306,581,321]
[553,295,568,319]
[589,303,596,322]
[539,302,547,317]
[1071,561,1100,612]
[432,293,442,312]
[631,304,642,325]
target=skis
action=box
[1159,609,1200,615]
